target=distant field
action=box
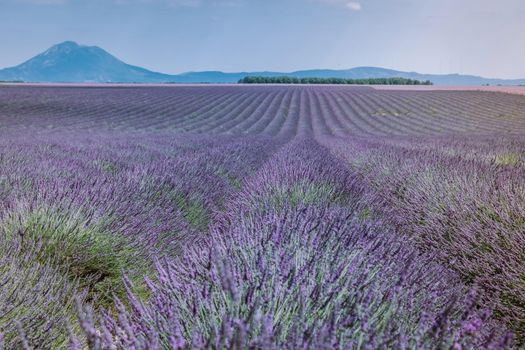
[0,85,523,348]
[2,85,525,134]
[4,82,525,96]
[374,84,525,96]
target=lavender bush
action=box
[0,231,79,348]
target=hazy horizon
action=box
[1,0,524,79]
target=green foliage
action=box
[1,207,149,307]
[93,159,119,174]
[239,76,433,85]
[494,153,520,166]
[173,193,210,231]
[215,168,243,190]
[265,181,343,210]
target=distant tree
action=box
[238,76,433,85]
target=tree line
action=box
[238,76,433,85]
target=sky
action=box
[0,0,524,78]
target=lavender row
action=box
[322,133,525,340]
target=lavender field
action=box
[1,85,525,349]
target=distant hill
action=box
[1,41,525,86]
[0,41,174,83]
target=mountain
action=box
[0,41,174,83]
[1,41,525,86]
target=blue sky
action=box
[0,0,524,78]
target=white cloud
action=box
[345,1,361,11]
